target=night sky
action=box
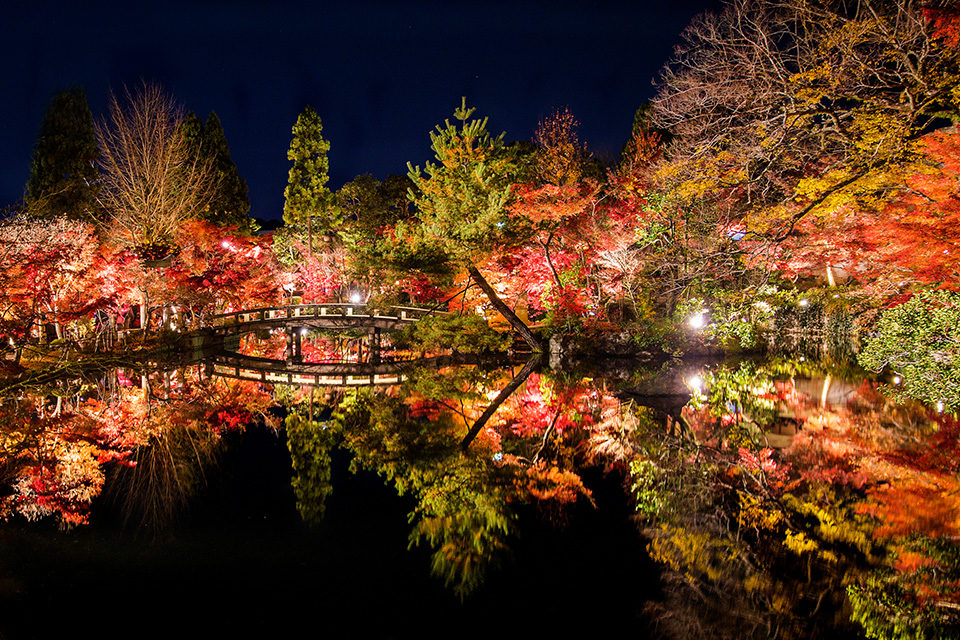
[4,0,723,222]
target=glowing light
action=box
[937,401,945,413]
[799,298,810,307]
[893,375,902,385]
[688,313,705,329]
[349,291,362,304]
[493,452,503,462]
[687,375,703,392]
[300,328,307,335]
[799,356,805,362]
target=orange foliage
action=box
[770,128,960,291]
[517,460,592,505]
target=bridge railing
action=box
[210,304,446,328]
[211,362,405,386]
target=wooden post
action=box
[291,327,303,364]
[369,327,381,365]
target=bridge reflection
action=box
[206,353,472,387]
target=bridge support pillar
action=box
[369,327,381,365]
[286,327,303,364]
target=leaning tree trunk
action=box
[466,265,541,351]
[461,355,539,450]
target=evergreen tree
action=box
[203,112,251,230]
[180,110,205,155]
[25,87,99,221]
[336,173,415,243]
[180,111,252,232]
[408,98,539,350]
[283,105,337,252]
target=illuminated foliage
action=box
[859,288,960,411]
[97,82,217,252]
[653,0,960,243]
[283,105,337,252]
[407,98,539,348]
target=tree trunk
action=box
[467,265,541,351]
[308,215,313,255]
[460,355,540,450]
[141,288,149,335]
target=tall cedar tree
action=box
[408,99,540,350]
[284,106,336,252]
[25,87,100,222]
[182,111,252,231]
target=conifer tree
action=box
[408,98,540,350]
[180,110,205,156]
[203,112,251,231]
[25,87,100,221]
[180,111,252,231]
[284,106,336,252]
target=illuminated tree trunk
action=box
[460,355,539,450]
[467,265,540,351]
[141,288,149,335]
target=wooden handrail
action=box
[208,303,446,327]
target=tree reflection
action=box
[2,351,957,637]
[621,358,960,639]
[275,356,610,596]
[0,365,275,529]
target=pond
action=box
[0,334,957,639]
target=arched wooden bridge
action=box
[200,303,449,386]
[209,303,445,334]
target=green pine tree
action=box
[407,98,539,350]
[25,87,100,221]
[283,105,337,252]
[180,111,253,232]
[180,110,205,156]
[203,112,252,231]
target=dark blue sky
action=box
[3,0,723,221]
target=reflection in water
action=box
[629,359,960,639]
[1,347,958,637]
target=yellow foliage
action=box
[783,490,875,557]
[648,525,741,584]
[818,549,839,564]
[738,491,784,531]
[784,530,819,556]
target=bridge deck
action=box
[209,303,447,334]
